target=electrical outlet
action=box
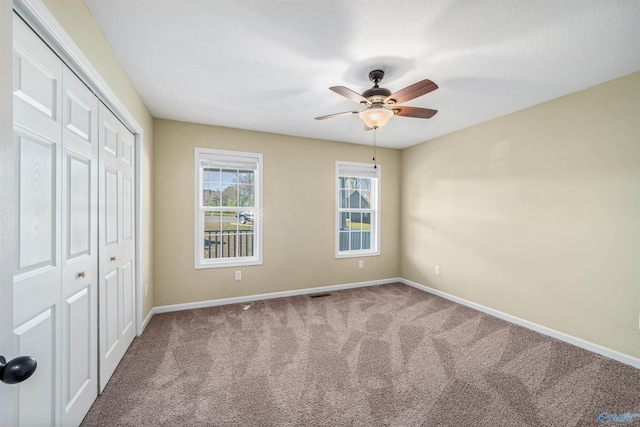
[359,260,364,269]
[235,271,241,281]
[435,265,441,276]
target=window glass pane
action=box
[203,168,220,183]
[237,228,254,257]
[220,211,238,232]
[212,226,255,258]
[340,189,349,209]
[349,212,362,230]
[221,184,237,206]
[347,177,359,189]
[339,231,350,251]
[360,178,371,190]
[203,212,221,259]
[350,232,362,250]
[238,170,254,185]
[203,183,220,206]
[202,168,220,207]
[362,212,371,225]
[204,211,221,231]
[361,231,371,250]
[339,212,350,231]
[349,190,361,209]
[238,185,254,207]
[237,208,254,259]
[236,210,255,226]
[203,230,221,259]
[360,190,371,208]
[205,211,246,260]
[339,177,347,189]
[221,169,238,184]
[220,232,237,258]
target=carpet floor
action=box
[81,283,640,426]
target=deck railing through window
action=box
[203,229,254,259]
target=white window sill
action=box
[194,259,263,269]
[335,251,379,259]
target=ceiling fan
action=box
[315,69,438,130]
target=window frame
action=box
[194,148,263,269]
[335,161,381,258]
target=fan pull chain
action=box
[372,127,377,169]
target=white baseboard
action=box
[153,277,402,314]
[401,278,640,369]
[138,309,154,336]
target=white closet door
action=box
[12,14,63,427]
[98,103,136,392]
[12,14,100,426]
[60,66,98,426]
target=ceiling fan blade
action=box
[385,79,438,104]
[330,86,370,105]
[392,106,438,119]
[315,110,360,120]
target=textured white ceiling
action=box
[85,0,640,149]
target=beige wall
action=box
[43,0,155,320]
[153,120,400,306]
[38,0,640,363]
[401,71,640,359]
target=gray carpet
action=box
[81,283,640,426]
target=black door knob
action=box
[0,355,37,384]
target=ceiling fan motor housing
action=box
[362,87,391,102]
[363,70,392,103]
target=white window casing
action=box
[194,148,263,269]
[335,161,380,258]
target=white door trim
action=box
[13,0,146,337]
[0,2,17,426]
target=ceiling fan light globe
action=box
[359,107,393,129]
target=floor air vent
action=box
[309,293,332,299]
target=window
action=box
[195,148,262,268]
[336,161,380,258]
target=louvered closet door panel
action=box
[12,14,63,426]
